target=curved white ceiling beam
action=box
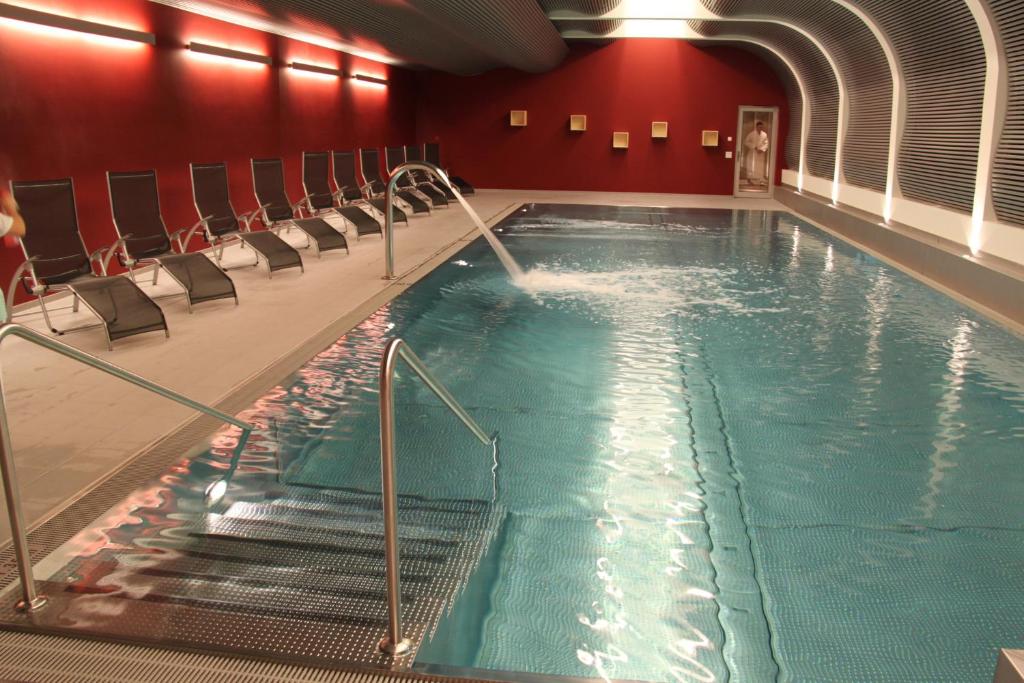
[687,34,811,193]
[827,0,902,222]
[700,17,847,203]
[963,0,1006,255]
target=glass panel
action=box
[738,110,774,194]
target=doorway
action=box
[734,106,779,198]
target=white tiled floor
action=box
[0,190,781,543]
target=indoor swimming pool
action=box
[15,204,1024,683]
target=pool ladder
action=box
[0,322,254,614]
[377,338,498,656]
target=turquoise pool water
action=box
[242,205,1021,682]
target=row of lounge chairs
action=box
[6,143,474,350]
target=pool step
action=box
[48,487,507,665]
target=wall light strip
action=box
[0,2,155,44]
[188,41,271,65]
[350,73,388,86]
[290,61,341,77]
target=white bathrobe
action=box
[744,128,770,183]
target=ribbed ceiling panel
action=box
[542,0,623,37]
[539,0,622,14]
[549,19,624,36]
[698,1,890,193]
[846,0,984,214]
[689,20,838,180]
[152,0,566,74]
[989,0,1024,227]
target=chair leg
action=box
[152,267,160,286]
[37,295,58,334]
[71,293,80,314]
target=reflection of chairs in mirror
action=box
[740,116,771,193]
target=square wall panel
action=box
[612,132,629,149]
[569,114,587,132]
[510,110,528,127]
[702,130,720,146]
[652,121,669,139]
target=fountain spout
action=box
[382,162,523,281]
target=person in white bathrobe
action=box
[744,121,770,186]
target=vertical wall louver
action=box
[698,1,891,193]
[689,20,838,180]
[989,0,1024,227]
[847,0,984,214]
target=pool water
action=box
[232,205,1022,682]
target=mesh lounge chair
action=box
[327,149,408,225]
[252,158,348,258]
[386,146,447,208]
[329,150,365,204]
[303,151,387,238]
[405,144,457,200]
[364,148,428,215]
[424,142,475,195]
[8,178,168,350]
[107,170,237,313]
[190,162,303,278]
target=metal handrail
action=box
[377,337,497,656]
[382,161,459,280]
[0,322,253,612]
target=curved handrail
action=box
[382,161,458,280]
[0,322,252,613]
[377,337,497,655]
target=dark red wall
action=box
[0,0,415,296]
[416,40,789,194]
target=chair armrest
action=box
[291,197,307,218]
[4,256,37,323]
[87,246,110,276]
[174,216,211,253]
[100,234,133,276]
[239,204,270,232]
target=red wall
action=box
[415,40,789,195]
[0,0,415,297]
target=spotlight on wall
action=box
[289,61,341,77]
[188,41,271,66]
[0,2,155,45]
[350,73,388,87]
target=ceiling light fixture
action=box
[0,2,155,45]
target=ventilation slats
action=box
[689,19,839,179]
[697,0,892,192]
[848,0,985,214]
[990,0,1024,226]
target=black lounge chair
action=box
[405,144,457,200]
[424,142,474,195]
[329,150,365,204]
[190,162,303,278]
[303,151,388,237]
[360,148,430,215]
[8,178,168,349]
[107,170,237,313]
[386,146,447,208]
[252,158,348,258]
